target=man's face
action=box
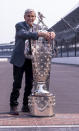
[24,11,36,27]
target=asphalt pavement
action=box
[0,60,79,113]
[52,57,79,65]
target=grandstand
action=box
[0,42,14,58]
[49,5,79,57]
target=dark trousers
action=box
[10,58,33,107]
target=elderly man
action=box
[10,9,55,115]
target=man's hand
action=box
[49,32,56,39]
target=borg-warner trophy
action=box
[25,12,55,116]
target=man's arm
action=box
[15,22,56,41]
[15,23,39,40]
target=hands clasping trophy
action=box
[25,12,56,116]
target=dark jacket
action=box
[10,21,39,67]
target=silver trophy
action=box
[28,12,55,116]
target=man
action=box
[10,9,55,115]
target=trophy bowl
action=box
[31,38,52,94]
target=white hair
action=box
[24,9,36,15]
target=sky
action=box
[0,0,79,44]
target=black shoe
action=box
[21,106,30,112]
[10,106,19,115]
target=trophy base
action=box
[28,93,55,117]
